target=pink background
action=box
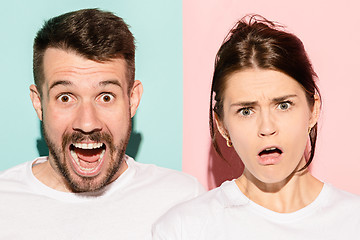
[182,0,360,195]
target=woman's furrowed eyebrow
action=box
[271,94,298,103]
[230,101,258,108]
[230,94,298,107]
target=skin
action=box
[30,48,143,193]
[216,69,322,213]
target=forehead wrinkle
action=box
[46,67,125,88]
[51,66,117,76]
[233,94,298,106]
[229,92,299,109]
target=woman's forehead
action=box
[223,69,305,101]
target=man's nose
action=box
[72,102,102,134]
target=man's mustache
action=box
[62,131,113,149]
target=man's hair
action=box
[33,8,135,95]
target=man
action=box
[0,9,204,239]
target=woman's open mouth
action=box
[258,147,283,165]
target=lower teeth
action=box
[70,150,105,171]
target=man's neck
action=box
[32,159,70,192]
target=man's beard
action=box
[41,120,131,193]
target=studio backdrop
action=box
[1,0,359,194]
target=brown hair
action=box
[33,8,135,95]
[210,15,321,170]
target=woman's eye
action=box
[278,102,290,110]
[239,108,252,116]
[100,94,114,103]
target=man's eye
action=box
[238,108,253,116]
[100,94,114,103]
[58,94,71,103]
[277,102,291,110]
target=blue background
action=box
[0,0,183,171]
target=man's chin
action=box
[67,175,108,193]
[42,121,131,193]
[64,156,123,192]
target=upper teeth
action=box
[265,147,276,151]
[73,142,103,149]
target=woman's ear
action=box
[309,94,321,128]
[214,113,230,140]
[30,84,43,121]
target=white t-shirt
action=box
[0,155,204,240]
[153,180,360,239]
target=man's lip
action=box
[68,142,107,177]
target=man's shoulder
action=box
[0,161,31,181]
[0,159,38,193]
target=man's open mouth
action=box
[69,142,106,174]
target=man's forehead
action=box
[42,48,128,90]
[43,48,127,71]
[48,79,123,90]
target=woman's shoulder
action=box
[152,180,241,239]
[325,183,360,201]
[153,180,247,230]
[323,183,360,212]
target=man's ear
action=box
[129,80,143,118]
[214,113,230,140]
[309,94,321,129]
[30,84,43,121]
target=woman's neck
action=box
[235,170,323,213]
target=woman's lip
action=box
[258,145,283,155]
[257,151,282,165]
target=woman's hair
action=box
[210,15,321,170]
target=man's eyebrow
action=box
[99,80,123,89]
[49,80,72,91]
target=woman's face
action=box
[216,69,320,184]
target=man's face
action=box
[30,48,142,192]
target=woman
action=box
[152,15,360,239]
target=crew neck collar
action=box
[220,180,329,222]
[27,155,135,202]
